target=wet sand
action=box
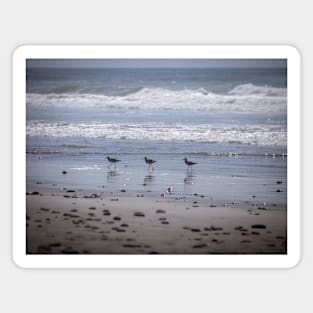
[26,187,287,254]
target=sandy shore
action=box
[26,187,287,254]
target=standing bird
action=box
[144,156,157,171]
[107,156,121,169]
[184,157,197,170]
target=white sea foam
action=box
[26,121,287,146]
[70,165,101,171]
[228,83,287,97]
[26,84,287,113]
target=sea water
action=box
[26,67,287,205]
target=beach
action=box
[26,186,286,254]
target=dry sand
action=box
[26,188,287,254]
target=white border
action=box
[13,45,301,269]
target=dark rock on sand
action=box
[134,211,145,217]
[61,249,79,254]
[121,223,129,227]
[112,227,126,232]
[123,244,141,248]
[113,216,121,221]
[63,213,79,218]
[276,181,283,184]
[204,225,223,231]
[66,190,75,193]
[62,171,67,174]
[89,206,96,210]
[156,209,166,213]
[251,231,260,235]
[276,236,285,239]
[83,193,100,199]
[40,207,49,212]
[190,228,201,232]
[251,224,267,229]
[161,221,169,225]
[193,244,207,248]
[276,189,283,192]
[234,226,248,232]
[240,240,251,243]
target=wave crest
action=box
[27,84,287,113]
[228,83,287,97]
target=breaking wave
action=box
[26,121,287,147]
[26,84,287,113]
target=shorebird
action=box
[107,156,121,169]
[144,156,157,170]
[184,157,197,170]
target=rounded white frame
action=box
[12,45,301,268]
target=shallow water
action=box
[26,66,287,206]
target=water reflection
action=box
[144,173,155,185]
[107,170,120,184]
[184,170,195,185]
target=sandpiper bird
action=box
[184,157,197,169]
[107,156,121,169]
[144,156,156,170]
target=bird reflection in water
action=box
[107,170,120,184]
[184,170,195,185]
[143,173,155,185]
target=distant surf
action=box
[26,84,287,113]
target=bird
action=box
[107,156,121,169]
[184,157,197,170]
[144,156,156,170]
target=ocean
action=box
[26,67,287,205]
